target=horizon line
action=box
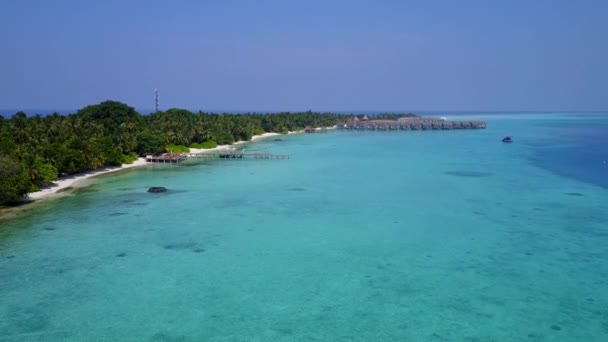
[1,108,607,115]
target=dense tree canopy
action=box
[0,101,416,205]
[0,154,31,204]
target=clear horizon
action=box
[1,1,607,111]
[1,107,608,118]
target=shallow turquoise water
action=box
[1,114,608,341]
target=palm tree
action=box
[11,112,30,145]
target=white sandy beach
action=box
[188,132,282,154]
[25,128,336,202]
[26,157,150,202]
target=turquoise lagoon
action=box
[1,113,607,341]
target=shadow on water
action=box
[147,162,212,171]
[444,171,493,178]
[216,198,249,209]
[108,212,128,217]
[51,188,192,222]
[162,241,207,254]
[117,189,188,200]
[5,302,51,335]
[150,332,189,342]
[73,186,100,194]
[106,189,189,209]
[528,124,608,189]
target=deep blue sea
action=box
[1,113,607,341]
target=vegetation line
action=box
[0,100,416,205]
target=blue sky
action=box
[0,0,607,112]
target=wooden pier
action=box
[145,153,187,163]
[188,152,290,160]
[146,151,290,163]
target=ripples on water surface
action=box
[1,113,607,341]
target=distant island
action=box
[1,101,432,205]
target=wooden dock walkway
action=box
[188,152,290,160]
[146,153,187,163]
[146,152,290,163]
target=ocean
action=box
[1,113,607,341]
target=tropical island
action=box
[1,101,430,206]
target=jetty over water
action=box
[146,151,289,163]
[146,153,187,163]
[338,116,486,130]
[188,152,290,160]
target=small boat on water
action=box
[502,136,513,143]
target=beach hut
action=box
[304,126,315,133]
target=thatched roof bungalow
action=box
[337,116,486,131]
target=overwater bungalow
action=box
[338,116,486,131]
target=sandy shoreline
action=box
[0,158,152,223]
[0,126,336,222]
[22,127,335,203]
[26,157,150,202]
[24,132,282,202]
[187,132,282,154]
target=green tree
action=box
[136,131,166,155]
[1,100,416,206]
[0,154,30,204]
[77,100,142,153]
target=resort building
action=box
[338,116,486,131]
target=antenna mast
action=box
[154,88,160,112]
